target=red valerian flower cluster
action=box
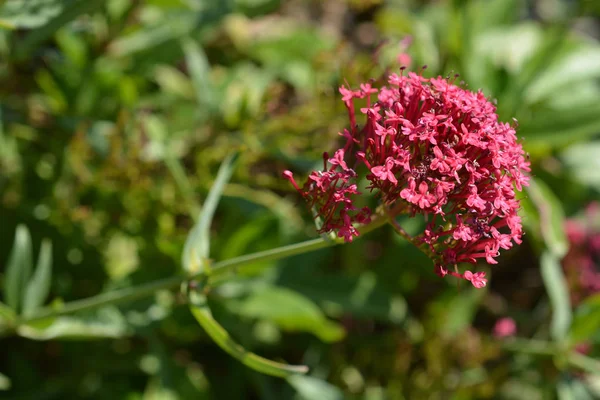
[284,70,530,288]
[564,202,600,300]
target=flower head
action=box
[285,69,530,287]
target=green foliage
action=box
[1,0,600,398]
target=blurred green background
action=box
[1,0,600,398]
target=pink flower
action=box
[463,270,487,288]
[285,68,530,287]
[371,157,399,184]
[493,318,516,338]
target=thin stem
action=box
[18,213,389,326]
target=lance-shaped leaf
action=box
[22,239,53,318]
[540,251,572,341]
[17,307,130,340]
[189,292,308,378]
[525,178,568,258]
[182,37,216,112]
[182,153,238,273]
[4,225,33,312]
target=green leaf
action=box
[0,0,63,30]
[540,251,571,341]
[22,239,53,317]
[468,0,520,31]
[287,375,344,400]
[557,377,594,400]
[525,44,600,105]
[154,65,195,100]
[560,141,600,192]
[567,352,600,376]
[281,271,406,324]
[4,224,33,312]
[182,153,238,273]
[519,103,600,149]
[13,0,106,60]
[236,286,345,343]
[181,37,215,111]
[0,372,10,391]
[569,294,600,343]
[189,292,308,378]
[107,12,197,57]
[17,307,130,340]
[525,178,568,258]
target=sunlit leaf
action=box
[0,372,10,391]
[13,0,106,60]
[0,0,63,30]
[525,45,600,105]
[567,352,600,376]
[4,225,33,312]
[287,375,344,400]
[22,239,53,317]
[540,251,571,341]
[107,12,196,57]
[181,37,215,110]
[182,153,238,273]
[561,141,600,192]
[525,178,568,258]
[17,307,130,340]
[557,377,594,400]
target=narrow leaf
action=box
[525,45,600,104]
[567,352,600,376]
[525,178,568,257]
[181,37,215,110]
[182,153,238,273]
[557,377,594,400]
[189,293,308,378]
[287,375,344,400]
[17,307,130,340]
[14,0,106,60]
[22,239,53,317]
[0,372,10,391]
[560,141,600,191]
[540,251,572,341]
[4,225,33,312]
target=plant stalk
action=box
[18,213,389,326]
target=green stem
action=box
[18,213,389,326]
